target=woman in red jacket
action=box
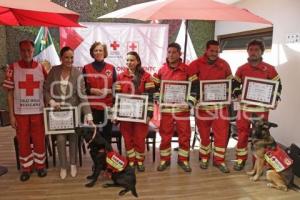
[115,51,155,172]
[82,42,117,143]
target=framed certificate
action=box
[43,106,79,135]
[199,79,231,105]
[115,94,148,123]
[159,80,191,106]
[241,77,279,108]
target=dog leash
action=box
[86,125,97,146]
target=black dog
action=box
[76,126,138,197]
[103,154,138,197]
[76,126,109,187]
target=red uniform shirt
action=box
[234,61,282,112]
[189,55,232,110]
[115,69,154,95]
[115,69,155,117]
[189,55,232,81]
[83,63,115,110]
[152,62,197,113]
[235,61,279,83]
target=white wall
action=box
[215,0,300,146]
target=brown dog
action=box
[247,118,299,192]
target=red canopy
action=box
[98,0,271,24]
[0,0,81,27]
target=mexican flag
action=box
[34,27,60,71]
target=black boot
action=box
[37,168,47,177]
[20,172,30,182]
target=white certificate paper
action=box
[241,77,279,108]
[163,84,187,103]
[115,94,148,123]
[44,106,78,135]
[204,83,227,101]
[49,110,74,130]
[199,79,231,105]
[119,98,144,118]
[246,81,273,103]
[160,80,191,106]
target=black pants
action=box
[91,109,112,143]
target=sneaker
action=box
[213,162,230,173]
[136,162,145,172]
[233,160,246,171]
[177,161,192,172]
[60,168,67,179]
[70,165,77,177]
[37,168,47,177]
[20,172,30,182]
[157,160,170,171]
[199,159,209,169]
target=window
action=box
[218,27,273,51]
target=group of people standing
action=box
[2,37,281,182]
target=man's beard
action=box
[207,57,217,65]
[248,56,262,63]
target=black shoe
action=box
[37,168,47,177]
[177,161,192,172]
[233,160,246,171]
[20,172,30,182]
[157,160,170,171]
[199,159,209,169]
[136,162,145,172]
[213,162,230,173]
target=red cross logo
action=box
[18,74,40,96]
[110,41,120,50]
[128,42,138,51]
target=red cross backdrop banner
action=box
[60,22,169,74]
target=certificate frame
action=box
[159,80,191,106]
[199,79,232,105]
[241,77,279,108]
[115,93,148,123]
[43,106,79,135]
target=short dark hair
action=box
[60,46,73,57]
[206,40,219,49]
[247,39,265,53]
[19,40,34,48]
[168,42,181,52]
[89,41,108,59]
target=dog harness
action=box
[106,151,128,173]
[264,145,293,172]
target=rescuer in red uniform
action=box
[152,43,198,172]
[232,39,282,171]
[189,40,232,173]
[115,51,155,172]
[3,40,47,181]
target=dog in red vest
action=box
[76,126,138,197]
[247,117,299,192]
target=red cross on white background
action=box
[18,74,40,96]
[128,42,138,51]
[110,41,120,50]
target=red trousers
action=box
[236,110,269,161]
[196,107,229,164]
[119,121,148,164]
[15,114,46,172]
[159,112,191,162]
